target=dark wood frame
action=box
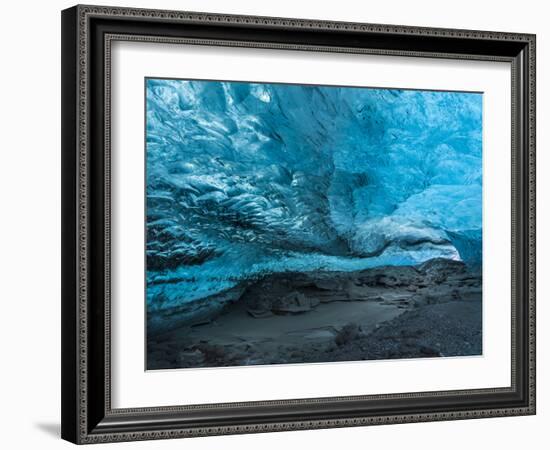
[61,4,536,444]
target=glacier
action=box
[145,78,482,314]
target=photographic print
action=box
[145,78,483,370]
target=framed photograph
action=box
[61,4,536,444]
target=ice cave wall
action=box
[145,79,482,310]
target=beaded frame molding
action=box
[61,4,536,444]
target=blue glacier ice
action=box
[145,79,482,313]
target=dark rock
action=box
[335,323,364,346]
[196,343,227,363]
[247,308,275,318]
[419,258,466,282]
[178,349,205,366]
[418,345,441,356]
[272,291,317,314]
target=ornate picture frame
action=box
[61,4,536,444]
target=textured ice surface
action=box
[146,79,482,311]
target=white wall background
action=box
[0,0,545,448]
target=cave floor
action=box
[147,259,482,370]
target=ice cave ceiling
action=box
[145,79,482,309]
